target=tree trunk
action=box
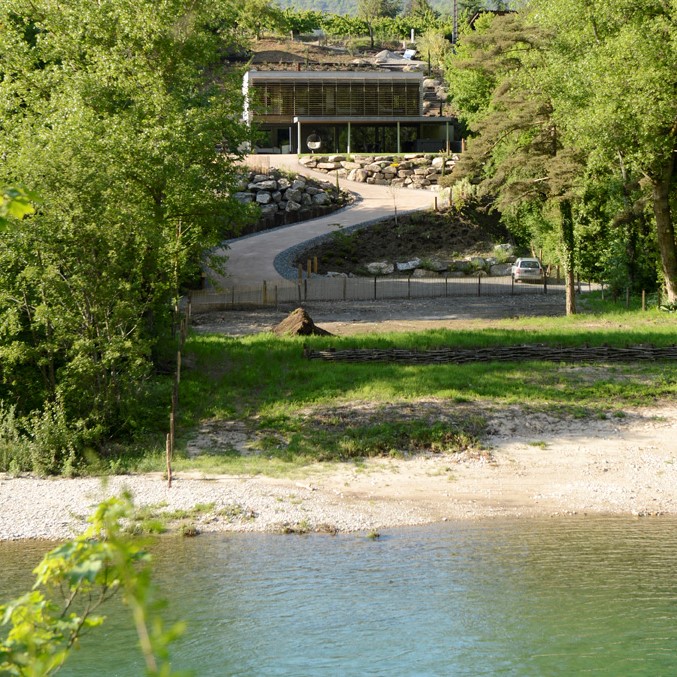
[560,199,576,315]
[651,156,677,303]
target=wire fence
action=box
[189,275,590,311]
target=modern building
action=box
[242,69,457,155]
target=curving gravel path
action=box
[210,155,439,287]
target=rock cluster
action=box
[299,154,459,190]
[233,169,344,217]
[358,249,516,279]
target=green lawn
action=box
[156,305,676,475]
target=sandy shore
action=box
[2,402,675,541]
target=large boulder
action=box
[233,191,255,204]
[254,179,278,191]
[312,192,331,206]
[490,263,513,276]
[396,258,422,272]
[273,308,333,336]
[367,261,395,275]
[285,188,303,203]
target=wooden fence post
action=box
[478,275,481,297]
[342,275,347,301]
[262,280,268,305]
[642,289,646,311]
[166,433,172,489]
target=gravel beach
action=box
[2,402,675,541]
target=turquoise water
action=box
[2,517,677,675]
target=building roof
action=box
[292,115,454,124]
[246,70,424,83]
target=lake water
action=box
[2,517,677,676]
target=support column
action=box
[445,121,450,153]
[297,120,302,154]
[347,121,351,155]
[397,121,401,155]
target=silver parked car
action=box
[511,257,544,283]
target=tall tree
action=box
[403,0,438,21]
[358,0,402,46]
[0,0,251,463]
[236,0,287,39]
[526,0,677,302]
[446,12,583,313]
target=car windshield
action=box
[520,261,539,269]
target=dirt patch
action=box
[191,294,568,337]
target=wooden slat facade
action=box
[253,80,421,120]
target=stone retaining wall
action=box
[299,153,458,190]
[362,253,515,279]
[233,169,350,232]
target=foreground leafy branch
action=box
[0,496,188,676]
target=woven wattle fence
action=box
[304,344,677,365]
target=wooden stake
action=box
[166,433,172,488]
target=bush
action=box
[0,398,85,476]
[0,403,30,475]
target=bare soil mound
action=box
[272,307,333,336]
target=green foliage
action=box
[524,0,677,301]
[0,0,252,457]
[235,0,287,38]
[447,177,481,210]
[0,187,38,228]
[357,0,403,45]
[283,9,324,34]
[415,29,451,68]
[0,496,188,676]
[403,0,439,21]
